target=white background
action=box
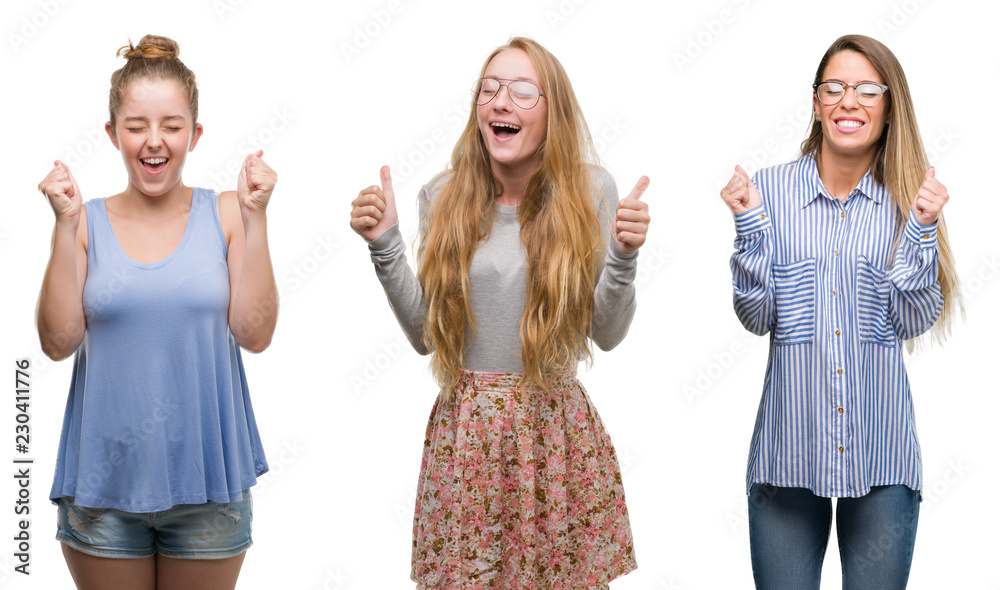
[1,0,996,588]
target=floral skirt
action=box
[411,371,636,589]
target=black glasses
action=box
[814,81,889,107]
[475,78,546,109]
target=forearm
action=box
[369,224,429,354]
[889,211,943,338]
[592,240,638,351]
[37,221,85,360]
[730,205,774,336]
[230,212,278,352]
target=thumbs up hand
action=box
[614,176,650,254]
[720,165,762,216]
[351,165,399,242]
[37,160,83,226]
[911,166,949,225]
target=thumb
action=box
[380,165,396,205]
[625,175,650,201]
[924,166,935,181]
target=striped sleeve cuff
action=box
[903,210,937,249]
[734,204,771,236]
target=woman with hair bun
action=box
[721,34,960,589]
[36,34,277,589]
[351,37,649,589]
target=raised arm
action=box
[350,165,429,354]
[36,160,89,360]
[592,174,649,351]
[722,165,774,336]
[223,150,279,353]
[888,167,947,339]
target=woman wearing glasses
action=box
[720,34,959,589]
[350,37,648,589]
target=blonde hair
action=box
[418,37,601,393]
[801,34,961,343]
[109,34,198,131]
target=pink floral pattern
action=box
[411,371,636,589]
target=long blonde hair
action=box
[801,34,961,343]
[418,37,601,392]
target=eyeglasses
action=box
[475,78,546,109]
[813,81,889,107]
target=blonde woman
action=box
[37,35,276,589]
[721,34,959,589]
[351,37,649,589]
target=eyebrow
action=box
[823,78,883,85]
[122,115,187,122]
[485,76,538,83]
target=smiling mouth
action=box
[140,157,168,173]
[491,122,521,138]
[835,120,864,129]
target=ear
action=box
[188,123,204,152]
[812,94,820,120]
[105,121,120,150]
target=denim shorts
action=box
[55,490,252,560]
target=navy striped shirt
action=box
[730,154,943,498]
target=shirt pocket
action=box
[856,255,896,347]
[771,258,816,345]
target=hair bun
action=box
[117,34,179,60]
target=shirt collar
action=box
[796,152,886,208]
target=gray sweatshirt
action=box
[367,166,638,373]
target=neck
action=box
[817,143,874,202]
[120,181,192,219]
[491,158,540,207]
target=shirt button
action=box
[922,233,930,239]
[837,368,844,375]
[761,214,767,220]
[839,446,845,453]
[834,249,839,256]
[840,212,846,218]
[835,329,841,336]
[838,407,844,413]
[833,290,837,296]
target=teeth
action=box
[491,122,521,130]
[836,120,863,128]
[142,158,167,164]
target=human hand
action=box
[37,160,83,225]
[911,167,948,225]
[236,150,277,215]
[350,165,399,242]
[614,176,650,254]
[720,165,762,216]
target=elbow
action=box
[592,329,627,352]
[37,320,84,361]
[409,335,431,356]
[236,332,273,354]
[40,341,75,362]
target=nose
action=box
[146,127,163,148]
[492,84,513,111]
[840,86,860,109]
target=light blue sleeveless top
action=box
[49,188,269,512]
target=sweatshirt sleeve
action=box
[366,185,432,355]
[591,170,638,351]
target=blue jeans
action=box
[748,484,919,590]
[56,490,253,559]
